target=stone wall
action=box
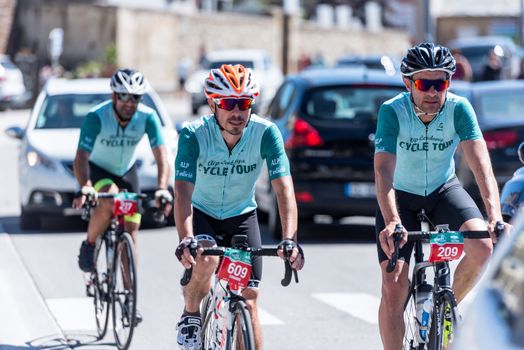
[13,3,410,91]
[0,0,16,53]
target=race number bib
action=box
[217,248,252,289]
[429,231,464,262]
[113,192,138,216]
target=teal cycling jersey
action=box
[78,100,164,176]
[374,92,482,196]
[175,114,290,220]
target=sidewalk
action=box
[0,224,71,349]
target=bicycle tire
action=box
[112,232,137,350]
[428,293,458,350]
[402,286,426,350]
[93,236,110,339]
[227,300,255,350]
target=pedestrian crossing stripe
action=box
[313,293,380,324]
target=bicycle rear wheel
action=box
[112,232,137,350]
[428,293,458,350]
[403,286,426,350]
[227,300,255,350]
[93,236,110,339]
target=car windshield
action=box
[35,93,162,129]
[476,89,524,122]
[302,86,404,120]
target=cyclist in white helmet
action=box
[72,68,173,324]
[174,64,305,350]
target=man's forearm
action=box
[276,191,298,241]
[74,153,92,187]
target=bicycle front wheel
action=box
[93,236,110,339]
[112,232,137,350]
[227,300,255,350]
[428,293,459,350]
[403,287,426,350]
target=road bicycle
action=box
[180,234,299,350]
[388,209,504,350]
[82,190,147,350]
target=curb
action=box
[0,225,72,349]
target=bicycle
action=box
[387,209,504,350]
[179,234,299,350]
[81,190,148,350]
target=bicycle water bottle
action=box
[415,282,433,344]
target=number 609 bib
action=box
[429,231,464,262]
[217,248,252,289]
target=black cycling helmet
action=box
[400,42,456,77]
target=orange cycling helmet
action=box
[204,64,260,100]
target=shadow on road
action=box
[10,332,118,349]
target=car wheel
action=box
[20,210,41,230]
[268,198,282,240]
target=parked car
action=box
[184,49,283,115]
[453,212,524,349]
[5,78,177,229]
[0,54,29,110]
[255,67,405,237]
[335,54,398,76]
[449,80,524,211]
[447,36,520,81]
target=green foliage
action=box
[74,43,118,78]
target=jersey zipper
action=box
[425,124,429,196]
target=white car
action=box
[0,55,29,110]
[184,49,283,115]
[453,217,524,349]
[5,78,177,230]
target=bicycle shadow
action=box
[21,332,116,349]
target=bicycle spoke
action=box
[403,289,423,350]
[112,233,137,350]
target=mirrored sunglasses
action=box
[411,79,449,92]
[117,93,142,103]
[214,98,253,111]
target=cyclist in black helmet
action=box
[374,42,511,349]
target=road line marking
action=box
[46,297,101,331]
[313,293,380,324]
[258,307,284,325]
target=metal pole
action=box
[282,13,290,75]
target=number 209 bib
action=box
[429,231,464,262]
[217,248,252,289]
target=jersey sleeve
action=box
[261,124,291,180]
[175,127,199,183]
[145,111,165,148]
[77,111,101,153]
[454,98,482,141]
[374,104,399,154]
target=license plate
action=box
[344,182,376,198]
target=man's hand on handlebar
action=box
[379,221,408,260]
[155,189,173,216]
[175,237,199,269]
[488,220,513,244]
[72,185,97,209]
[277,239,305,271]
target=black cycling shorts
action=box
[375,176,484,264]
[89,161,142,211]
[193,207,262,287]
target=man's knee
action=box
[465,238,493,264]
[242,288,259,313]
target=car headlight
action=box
[25,145,56,170]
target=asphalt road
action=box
[0,97,385,350]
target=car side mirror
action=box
[4,126,24,140]
[519,142,524,165]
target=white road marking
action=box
[258,307,284,325]
[313,293,380,324]
[46,297,101,331]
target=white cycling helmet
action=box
[204,64,260,100]
[110,68,147,95]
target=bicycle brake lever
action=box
[180,241,198,286]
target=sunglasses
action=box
[117,93,142,103]
[214,98,254,111]
[411,79,450,92]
